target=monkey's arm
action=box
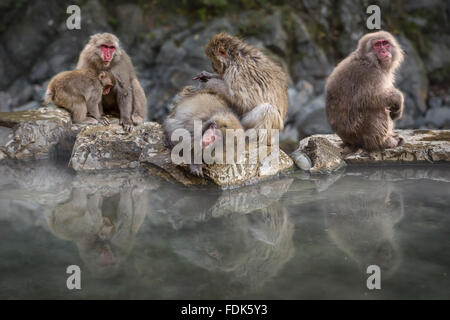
[386,88,404,120]
[117,85,134,132]
[193,71,220,82]
[203,78,231,99]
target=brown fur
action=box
[76,33,147,132]
[196,33,289,139]
[326,31,405,151]
[163,86,244,177]
[45,69,115,125]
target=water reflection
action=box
[322,179,404,277]
[0,162,449,299]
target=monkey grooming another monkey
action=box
[326,31,405,151]
[163,86,244,177]
[193,33,289,140]
[44,69,115,125]
[76,33,147,132]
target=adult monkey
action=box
[193,33,289,142]
[326,31,405,151]
[76,33,147,132]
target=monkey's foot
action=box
[384,135,403,149]
[120,119,133,133]
[82,117,99,125]
[395,134,405,146]
[132,114,144,126]
[189,164,204,177]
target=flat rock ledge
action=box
[292,130,450,173]
[0,107,293,188]
[72,121,294,188]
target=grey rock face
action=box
[0,107,72,161]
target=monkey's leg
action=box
[86,99,109,125]
[72,102,98,124]
[241,103,283,145]
[131,78,147,125]
[117,88,133,132]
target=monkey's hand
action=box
[189,164,204,177]
[120,118,133,133]
[99,116,110,126]
[193,71,217,82]
[388,90,404,120]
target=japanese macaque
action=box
[326,31,405,151]
[76,33,147,132]
[193,33,289,141]
[44,69,115,125]
[163,86,244,177]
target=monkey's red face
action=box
[99,44,115,66]
[202,122,222,148]
[372,39,391,63]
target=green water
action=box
[0,162,449,299]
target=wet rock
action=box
[294,130,450,173]
[140,130,294,189]
[0,107,72,161]
[295,93,331,136]
[295,135,345,173]
[70,122,162,171]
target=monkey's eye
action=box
[382,40,389,47]
[373,41,381,48]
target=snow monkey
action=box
[45,69,115,125]
[76,33,147,132]
[326,31,405,151]
[163,87,244,177]
[193,32,289,142]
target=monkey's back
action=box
[163,87,240,144]
[48,69,100,107]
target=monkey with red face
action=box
[76,33,147,132]
[326,31,405,151]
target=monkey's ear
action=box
[98,72,106,80]
[219,48,227,57]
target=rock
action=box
[140,126,294,189]
[295,135,345,173]
[295,130,450,173]
[115,4,144,46]
[295,94,331,136]
[424,107,450,128]
[70,122,162,171]
[0,107,72,161]
[287,80,314,120]
[396,36,429,127]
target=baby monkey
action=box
[45,69,115,125]
[163,87,244,177]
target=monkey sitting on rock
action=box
[193,32,289,143]
[163,86,244,177]
[44,69,115,125]
[326,31,405,152]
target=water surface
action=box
[0,162,449,299]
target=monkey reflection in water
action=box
[47,187,147,278]
[171,204,294,294]
[323,179,404,277]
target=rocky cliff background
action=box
[0,0,449,149]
